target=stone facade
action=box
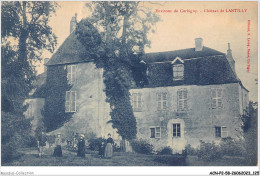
[130,82,249,153]
[46,62,119,140]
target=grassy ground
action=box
[186,155,250,166]
[2,147,250,166]
[3,147,167,166]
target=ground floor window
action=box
[173,123,181,137]
[215,126,228,138]
[150,127,161,138]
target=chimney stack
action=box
[226,43,236,76]
[44,58,49,72]
[70,13,77,33]
[195,38,203,51]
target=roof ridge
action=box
[145,46,225,55]
[46,31,76,66]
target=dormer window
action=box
[173,64,184,80]
[171,57,184,81]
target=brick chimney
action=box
[70,13,77,33]
[226,43,236,76]
[195,38,203,51]
[44,58,49,72]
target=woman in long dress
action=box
[53,133,62,157]
[104,133,114,158]
[77,134,86,158]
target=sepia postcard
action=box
[1,1,259,175]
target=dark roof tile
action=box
[142,47,225,63]
[46,31,92,66]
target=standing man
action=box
[37,131,47,158]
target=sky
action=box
[39,1,258,101]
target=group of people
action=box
[98,133,114,158]
[36,132,114,159]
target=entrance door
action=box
[167,119,186,153]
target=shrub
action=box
[154,154,186,166]
[131,139,153,154]
[157,146,173,155]
[185,144,198,156]
[197,140,223,162]
[88,138,106,151]
[24,135,38,147]
[220,137,246,156]
[46,135,56,146]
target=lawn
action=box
[186,155,250,166]
[3,147,168,166]
[2,147,250,166]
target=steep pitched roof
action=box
[46,31,92,66]
[28,72,46,98]
[142,47,225,63]
[45,32,246,90]
[140,54,240,88]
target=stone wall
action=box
[47,62,119,140]
[130,83,248,152]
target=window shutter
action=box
[155,127,161,138]
[221,127,228,138]
[150,128,155,138]
[212,89,217,98]
[212,89,217,109]
[177,124,181,137]
[217,99,222,108]
[215,127,221,137]
[138,93,141,108]
[173,124,176,136]
[133,93,136,108]
[217,89,222,98]
[65,91,70,112]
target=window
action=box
[65,91,77,112]
[150,127,161,138]
[67,65,76,83]
[132,93,142,111]
[177,89,188,111]
[173,123,181,137]
[215,126,228,138]
[211,88,222,109]
[157,92,167,110]
[173,64,184,80]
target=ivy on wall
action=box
[40,65,73,132]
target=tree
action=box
[1,1,58,163]
[242,101,258,165]
[76,2,159,142]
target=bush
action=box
[185,144,198,156]
[197,140,223,162]
[2,141,19,163]
[131,139,153,154]
[88,138,106,151]
[157,146,173,155]
[154,154,186,166]
[46,135,56,146]
[24,135,38,147]
[220,137,246,156]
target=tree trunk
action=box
[18,2,29,66]
[121,138,126,152]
